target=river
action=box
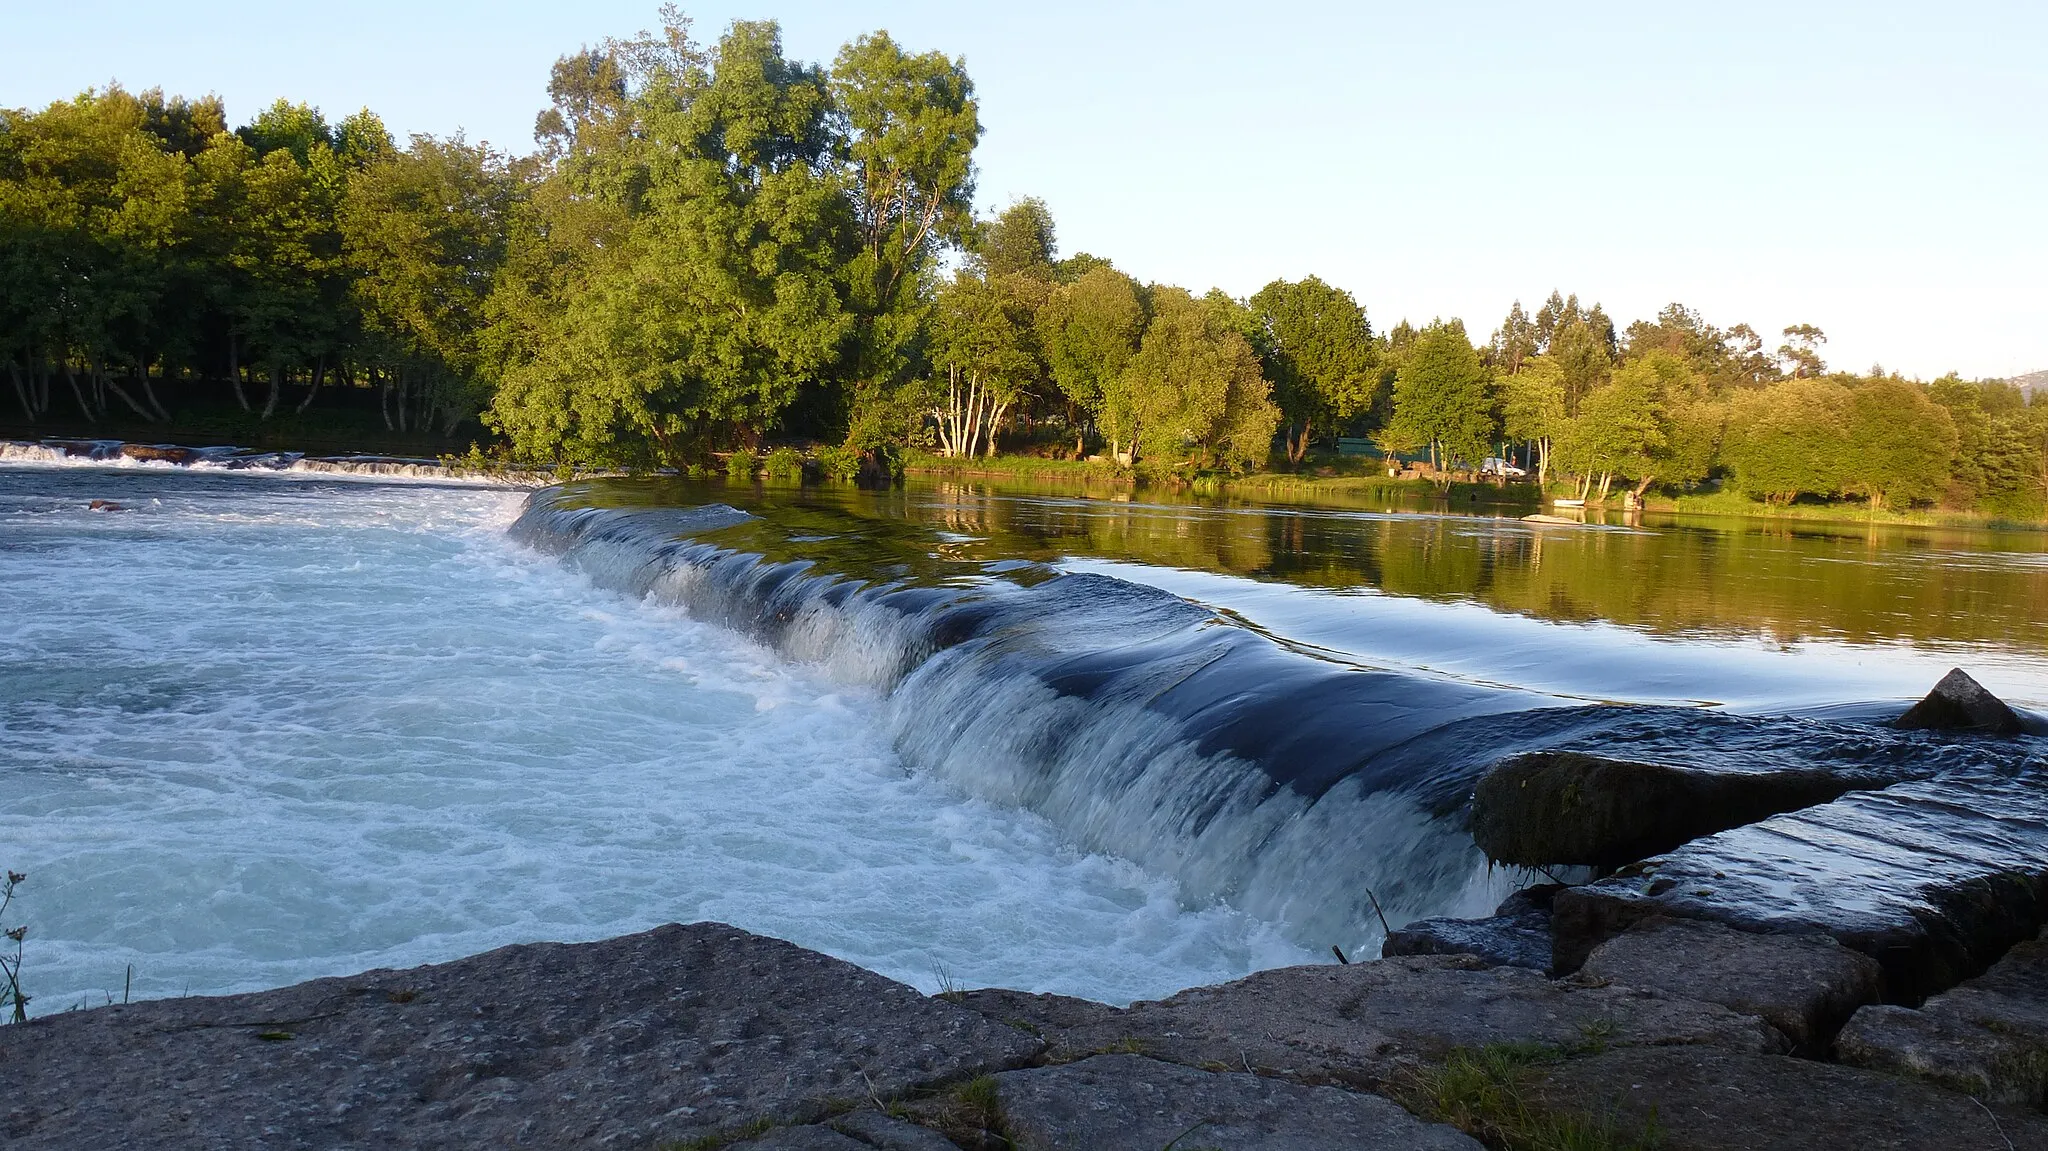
[4,459,2045,1012]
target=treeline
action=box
[3,9,2042,516]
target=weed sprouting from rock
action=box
[2,870,28,1023]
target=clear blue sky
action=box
[9,1,2045,380]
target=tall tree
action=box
[1250,276,1377,463]
[1838,379,1958,510]
[1117,287,1279,470]
[1386,318,1493,478]
[1037,263,1145,456]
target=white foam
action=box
[0,466,1312,1012]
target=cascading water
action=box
[512,487,1565,949]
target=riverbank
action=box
[3,915,2040,1150]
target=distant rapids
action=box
[512,482,2020,950]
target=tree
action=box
[490,17,855,464]
[1778,324,1827,378]
[1250,276,1377,462]
[980,196,1056,280]
[343,134,515,433]
[1037,264,1145,456]
[1490,300,1538,374]
[1549,318,1611,414]
[1386,318,1493,480]
[1117,287,1279,471]
[928,268,1036,457]
[1499,355,1566,486]
[1838,379,1958,510]
[1722,378,1853,504]
[831,29,979,396]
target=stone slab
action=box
[828,1108,965,1151]
[0,922,1042,1150]
[1036,954,1784,1089]
[993,1054,1481,1150]
[1533,1046,2048,1150]
[1578,917,1881,1049]
[1381,883,1558,970]
[1550,769,2048,1000]
[735,1128,870,1151]
[1837,930,2048,1104]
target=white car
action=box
[1480,457,1528,478]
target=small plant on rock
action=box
[2,870,27,1023]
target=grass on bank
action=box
[1398,1042,1661,1151]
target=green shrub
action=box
[814,444,861,482]
[763,446,806,482]
[724,451,757,482]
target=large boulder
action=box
[990,1054,1481,1150]
[1895,668,2026,736]
[1577,917,1882,1050]
[960,954,1783,1089]
[1550,769,2048,1000]
[1836,930,2048,1105]
[1473,750,1885,870]
[1531,1046,2048,1150]
[0,923,1041,1150]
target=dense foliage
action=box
[2,7,2042,515]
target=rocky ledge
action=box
[5,919,2046,1150]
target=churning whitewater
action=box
[0,463,1322,1011]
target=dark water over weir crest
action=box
[511,483,2043,955]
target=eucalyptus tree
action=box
[830,28,980,435]
[1249,276,1377,463]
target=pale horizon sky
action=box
[8,1,2045,380]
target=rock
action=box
[1578,917,1881,1049]
[828,1108,965,1150]
[1550,769,2048,1000]
[117,443,202,465]
[0,922,1041,1150]
[1836,930,2048,1104]
[734,1128,870,1150]
[948,988,1128,1057]
[1531,1045,2048,1150]
[1033,954,1783,1089]
[1896,668,2025,736]
[991,1054,1482,1150]
[1472,750,1873,869]
[86,499,125,512]
[1381,883,1558,970]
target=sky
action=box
[8,1,2045,380]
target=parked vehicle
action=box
[1480,457,1528,478]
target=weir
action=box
[511,481,2042,956]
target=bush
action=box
[724,450,757,482]
[763,446,806,482]
[814,444,861,482]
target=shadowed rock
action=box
[1550,770,2048,1000]
[1578,917,1882,1050]
[991,1054,1481,1150]
[0,923,1041,1150]
[1472,750,1904,870]
[1531,1046,2048,1151]
[1837,929,2048,1105]
[1381,883,1558,970]
[1896,667,2026,736]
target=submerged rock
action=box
[1578,917,1882,1050]
[1896,667,2027,736]
[1380,883,1558,970]
[0,923,1041,1150]
[991,1054,1481,1150]
[1836,929,2048,1105]
[1550,769,2048,1000]
[1531,1046,2048,1151]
